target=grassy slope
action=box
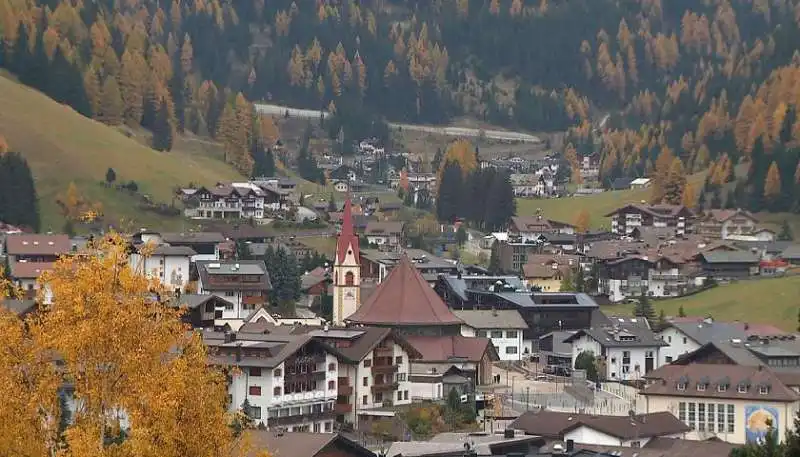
[0,73,242,231]
[601,275,800,331]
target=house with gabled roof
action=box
[605,204,694,236]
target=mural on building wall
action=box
[745,405,779,443]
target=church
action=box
[332,199,464,336]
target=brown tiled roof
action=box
[509,410,690,440]
[345,255,462,326]
[5,234,70,256]
[510,216,575,233]
[404,335,496,362]
[642,364,799,401]
[703,209,756,223]
[604,203,694,218]
[9,261,54,279]
[234,431,374,457]
[364,221,404,235]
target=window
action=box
[397,391,403,401]
[250,406,262,420]
[396,356,403,365]
[679,402,686,422]
[225,291,235,297]
[313,423,320,433]
[622,365,630,374]
[274,369,282,377]
[717,404,725,433]
[249,386,262,396]
[738,384,748,393]
[328,380,335,390]
[364,359,372,367]
[677,383,686,391]
[490,331,503,338]
[362,395,368,405]
[697,383,706,392]
[698,404,706,431]
[718,384,728,392]
[506,346,518,354]
[622,351,631,364]
[708,404,715,430]
[631,441,641,449]
[476,330,487,338]
[345,272,354,286]
[507,330,518,338]
[325,422,332,432]
[668,336,672,343]
[273,386,282,396]
[683,337,687,344]
[688,403,696,429]
[666,356,673,363]
[250,367,262,377]
[363,377,368,387]
[404,390,409,400]
[727,405,735,433]
[328,363,336,372]
[225,301,234,311]
[759,385,770,395]
[610,357,617,364]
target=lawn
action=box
[516,174,706,229]
[0,73,243,231]
[600,275,800,331]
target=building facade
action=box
[333,199,361,325]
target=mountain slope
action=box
[0,73,241,231]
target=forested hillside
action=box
[4,0,800,212]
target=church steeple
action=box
[333,198,361,326]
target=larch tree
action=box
[0,234,243,457]
[764,161,782,208]
[575,209,591,233]
[681,181,697,209]
[119,48,147,125]
[83,68,102,118]
[99,75,124,125]
[662,158,687,205]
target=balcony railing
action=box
[373,346,393,357]
[372,364,398,375]
[649,274,687,282]
[371,382,398,393]
[267,410,336,426]
[334,403,352,414]
[337,377,353,396]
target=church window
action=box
[345,272,354,286]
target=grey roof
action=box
[196,260,271,291]
[666,321,747,346]
[565,325,668,348]
[733,240,792,254]
[361,248,455,270]
[147,245,197,256]
[439,275,526,301]
[698,251,759,264]
[160,231,226,244]
[452,309,528,329]
[539,330,577,357]
[173,294,233,309]
[387,434,541,457]
[781,244,800,260]
[496,292,599,309]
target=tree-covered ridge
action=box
[6,0,800,211]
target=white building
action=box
[196,260,271,321]
[565,324,667,381]
[129,244,194,293]
[206,333,340,433]
[137,231,225,263]
[656,318,748,366]
[453,309,527,361]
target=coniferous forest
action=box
[5,0,800,212]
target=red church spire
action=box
[336,198,360,264]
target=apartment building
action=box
[196,260,271,320]
[605,204,694,236]
[566,323,667,381]
[185,182,287,220]
[4,233,71,300]
[129,244,195,293]
[206,332,341,433]
[696,209,760,240]
[454,309,527,361]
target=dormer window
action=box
[759,385,771,395]
[697,383,706,392]
[738,384,748,393]
[718,384,728,393]
[677,383,687,391]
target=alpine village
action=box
[9,1,800,457]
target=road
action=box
[253,103,542,144]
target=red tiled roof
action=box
[10,261,55,279]
[5,234,70,256]
[345,255,463,326]
[404,335,495,362]
[336,199,360,264]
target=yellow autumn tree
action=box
[0,234,242,457]
[681,181,697,209]
[662,158,687,205]
[439,139,477,177]
[764,161,782,204]
[574,209,591,233]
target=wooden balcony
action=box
[337,377,353,395]
[371,364,398,375]
[371,382,398,393]
[335,403,352,414]
[373,346,393,357]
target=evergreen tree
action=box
[779,220,794,241]
[152,97,174,152]
[0,152,40,231]
[559,270,575,291]
[436,161,464,223]
[263,246,302,308]
[634,294,656,323]
[574,351,599,382]
[105,167,116,185]
[251,146,276,178]
[488,242,501,275]
[455,225,467,247]
[484,170,516,231]
[678,305,687,317]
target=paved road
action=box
[253,103,542,144]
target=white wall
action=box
[571,334,602,370]
[129,253,191,292]
[656,327,701,366]
[571,335,661,380]
[474,328,523,361]
[409,378,443,401]
[564,426,654,447]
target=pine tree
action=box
[484,170,516,231]
[105,167,116,185]
[152,97,175,152]
[436,161,464,223]
[99,76,124,125]
[634,294,656,324]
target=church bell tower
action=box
[332,198,361,325]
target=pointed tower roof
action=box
[345,255,463,326]
[336,198,359,264]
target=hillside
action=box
[602,276,800,332]
[0,73,241,231]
